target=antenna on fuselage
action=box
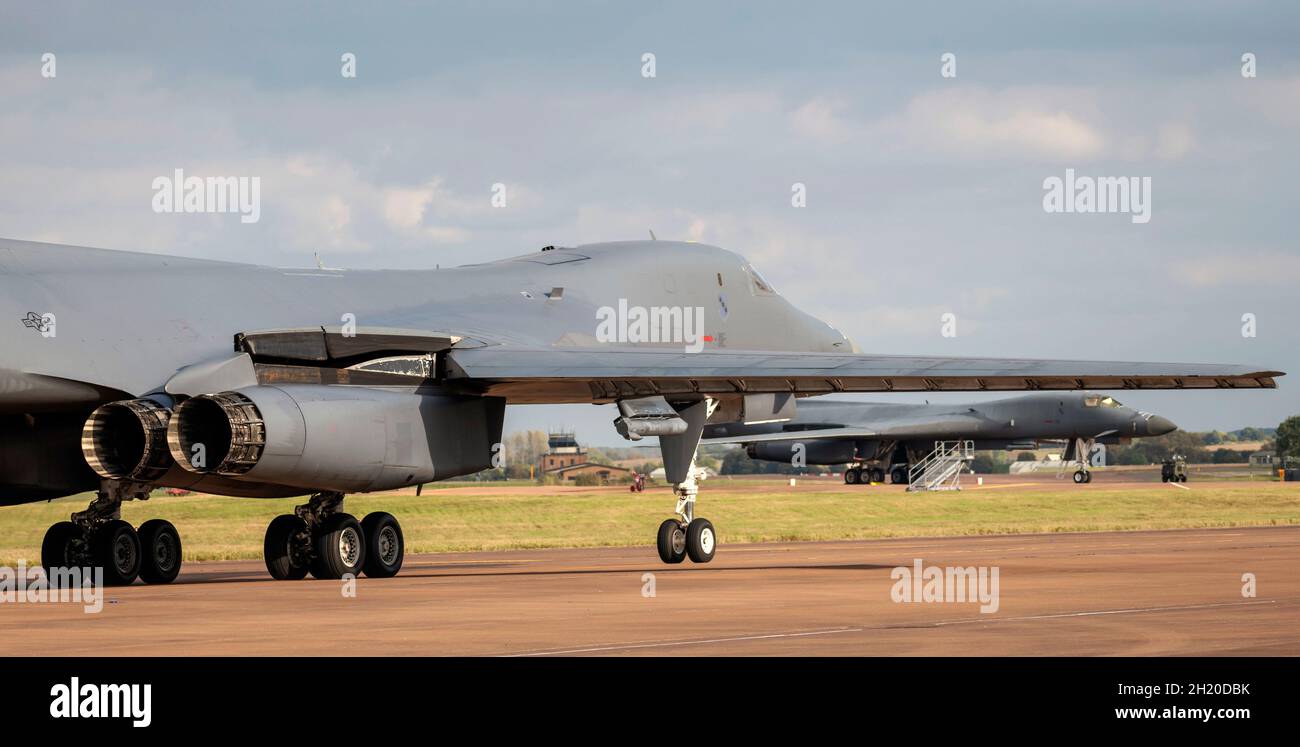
[648,229,657,240]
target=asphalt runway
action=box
[3,526,1297,656]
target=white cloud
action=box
[787,97,854,144]
[1175,252,1300,288]
[1154,122,1195,160]
[894,87,1107,159]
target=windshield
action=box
[743,263,777,296]
[1084,395,1123,408]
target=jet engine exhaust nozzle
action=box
[167,392,266,475]
[81,399,174,481]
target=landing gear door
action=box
[741,392,796,425]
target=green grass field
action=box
[2,479,1298,565]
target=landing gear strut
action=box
[1060,437,1096,484]
[655,465,716,564]
[263,492,405,580]
[655,399,718,565]
[40,480,182,585]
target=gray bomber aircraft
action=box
[702,392,1178,485]
[0,237,1283,584]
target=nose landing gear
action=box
[653,398,719,565]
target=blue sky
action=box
[3,1,1298,443]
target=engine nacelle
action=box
[80,396,325,497]
[167,385,504,493]
[745,438,858,465]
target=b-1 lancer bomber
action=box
[0,237,1282,583]
[703,392,1178,485]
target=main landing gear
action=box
[263,491,405,580]
[40,480,183,585]
[844,464,906,485]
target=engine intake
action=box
[81,399,174,481]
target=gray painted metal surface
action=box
[0,236,1282,503]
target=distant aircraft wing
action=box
[443,346,1283,404]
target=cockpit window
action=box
[743,264,777,296]
[1084,395,1122,408]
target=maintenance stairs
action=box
[906,440,975,492]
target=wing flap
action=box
[443,347,1282,404]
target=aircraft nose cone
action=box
[1145,415,1177,436]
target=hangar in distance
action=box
[0,237,1282,584]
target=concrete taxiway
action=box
[3,526,1297,656]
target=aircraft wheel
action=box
[1073,470,1088,484]
[361,512,404,578]
[685,518,716,563]
[1180,475,1188,483]
[845,469,860,485]
[868,467,885,483]
[656,519,687,564]
[309,513,366,580]
[1161,475,1168,483]
[138,519,183,584]
[891,467,908,485]
[1085,471,1094,483]
[93,519,141,586]
[264,514,310,580]
[42,521,89,573]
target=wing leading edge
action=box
[443,347,1283,404]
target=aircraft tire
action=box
[309,513,366,580]
[138,519,183,584]
[845,469,860,485]
[361,512,404,578]
[93,519,142,586]
[891,467,908,485]
[685,518,716,563]
[41,521,87,574]
[657,519,687,564]
[1073,470,1088,484]
[264,514,310,580]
